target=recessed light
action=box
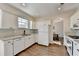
[58,7,61,10]
[21,3,26,7]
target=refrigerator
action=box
[36,22,49,46]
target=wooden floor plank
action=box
[16,43,68,56]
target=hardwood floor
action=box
[16,43,68,56]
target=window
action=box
[29,20,32,29]
[18,17,28,28]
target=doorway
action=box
[53,19,64,45]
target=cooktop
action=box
[68,35,79,39]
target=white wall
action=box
[0,4,34,37]
[0,3,34,29]
[0,4,33,20]
[53,9,76,35]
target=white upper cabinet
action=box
[70,10,79,29]
[0,9,18,29]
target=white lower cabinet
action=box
[13,37,24,55]
[0,40,13,56]
[4,40,14,56]
[0,35,35,56]
[73,41,79,56]
[24,35,35,49]
[64,36,73,56]
[64,35,79,56]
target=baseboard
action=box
[37,43,49,47]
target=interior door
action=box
[54,21,63,37]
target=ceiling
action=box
[9,3,79,18]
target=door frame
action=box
[53,18,64,44]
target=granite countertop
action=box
[0,35,23,41]
[0,34,32,41]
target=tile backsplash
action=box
[0,28,25,38]
[0,29,14,37]
[0,28,38,38]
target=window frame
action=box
[18,17,29,28]
[29,20,33,29]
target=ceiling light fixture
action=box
[58,3,64,11]
[58,7,61,10]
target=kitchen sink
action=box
[23,34,31,36]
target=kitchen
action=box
[0,3,79,56]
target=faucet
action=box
[23,30,25,35]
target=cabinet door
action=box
[24,35,35,49]
[73,41,79,56]
[30,35,35,44]
[25,36,32,48]
[14,37,24,55]
[24,36,29,48]
[4,40,13,56]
